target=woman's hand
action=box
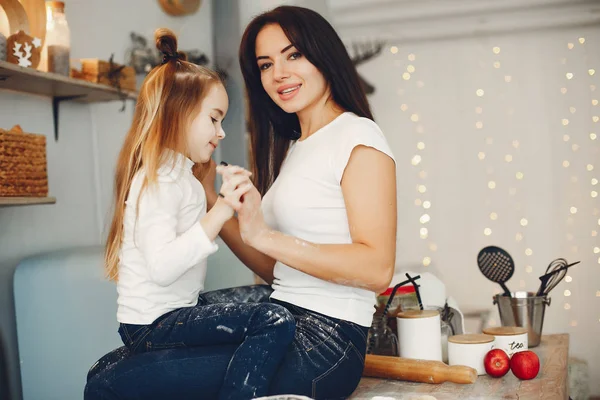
[237,184,271,246]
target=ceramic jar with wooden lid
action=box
[396,309,442,361]
[483,326,528,357]
[448,334,495,375]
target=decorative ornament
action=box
[158,0,201,16]
[7,30,41,68]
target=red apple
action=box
[510,350,540,380]
[484,349,510,377]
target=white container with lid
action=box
[448,334,495,375]
[483,326,528,357]
[396,309,442,361]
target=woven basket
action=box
[0,125,48,197]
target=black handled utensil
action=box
[536,259,580,296]
[382,275,422,318]
[477,246,515,298]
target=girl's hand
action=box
[216,164,253,215]
[200,165,253,240]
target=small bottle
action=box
[44,1,70,76]
[0,32,7,61]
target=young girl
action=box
[99,28,295,400]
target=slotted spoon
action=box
[477,246,515,298]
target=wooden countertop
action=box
[351,334,569,400]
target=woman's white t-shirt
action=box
[262,112,395,327]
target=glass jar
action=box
[368,285,419,356]
[386,285,420,316]
[367,313,399,356]
[44,1,70,76]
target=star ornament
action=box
[32,37,42,48]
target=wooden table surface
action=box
[351,334,569,400]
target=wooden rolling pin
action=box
[363,354,477,384]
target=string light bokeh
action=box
[356,24,600,388]
[558,36,599,328]
[393,47,437,268]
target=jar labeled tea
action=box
[483,326,528,357]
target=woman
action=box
[215,5,396,398]
[86,6,396,399]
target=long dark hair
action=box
[239,6,373,195]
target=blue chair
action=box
[13,243,253,399]
[13,246,122,400]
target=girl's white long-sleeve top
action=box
[116,153,218,325]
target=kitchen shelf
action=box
[0,197,56,207]
[0,60,137,102]
[0,60,137,139]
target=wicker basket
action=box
[0,125,48,197]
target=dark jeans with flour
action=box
[84,285,368,400]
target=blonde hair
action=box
[105,28,223,281]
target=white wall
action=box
[0,1,213,398]
[330,0,600,395]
